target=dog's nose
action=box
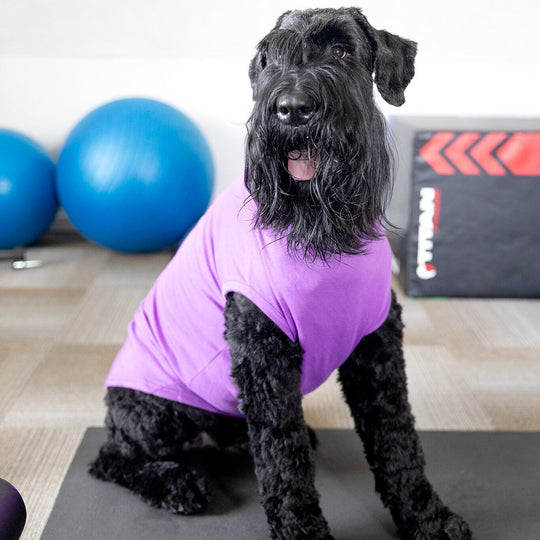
[275,91,316,126]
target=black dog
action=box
[90,8,473,539]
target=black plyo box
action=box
[387,116,540,298]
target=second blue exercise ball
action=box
[56,98,214,252]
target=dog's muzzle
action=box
[274,90,321,181]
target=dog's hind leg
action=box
[89,387,212,515]
[338,291,473,540]
[224,292,333,540]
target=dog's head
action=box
[245,8,416,261]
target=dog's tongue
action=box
[287,149,319,181]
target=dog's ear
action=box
[346,8,417,106]
[371,29,417,106]
[274,10,293,29]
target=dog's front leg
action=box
[338,291,473,540]
[224,292,333,540]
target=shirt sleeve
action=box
[221,280,297,343]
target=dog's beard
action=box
[245,99,392,262]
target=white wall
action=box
[1,0,538,195]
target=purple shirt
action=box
[105,173,392,417]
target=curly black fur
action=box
[225,292,332,540]
[339,292,472,539]
[89,387,249,514]
[90,7,473,540]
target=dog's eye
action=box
[330,46,347,59]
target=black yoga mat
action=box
[41,429,540,539]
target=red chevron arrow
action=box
[419,132,456,175]
[496,132,540,176]
[470,132,507,175]
[444,132,481,175]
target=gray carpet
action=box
[41,429,540,539]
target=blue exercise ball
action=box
[56,98,214,252]
[0,130,57,250]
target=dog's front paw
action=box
[398,508,473,540]
[440,511,473,540]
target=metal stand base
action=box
[0,248,43,270]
